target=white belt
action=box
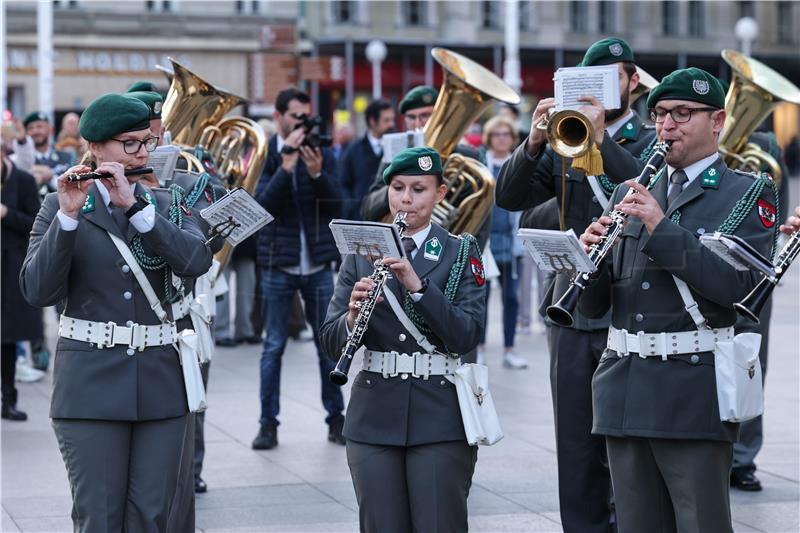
[607,325,734,361]
[171,292,193,321]
[363,350,460,379]
[59,316,178,351]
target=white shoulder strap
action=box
[671,275,708,330]
[107,232,170,323]
[381,286,436,354]
[586,175,610,210]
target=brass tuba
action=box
[424,47,520,236]
[719,49,800,185]
[160,58,268,275]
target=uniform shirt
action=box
[56,180,155,234]
[276,134,326,276]
[367,133,382,157]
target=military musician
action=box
[320,147,486,532]
[20,93,212,532]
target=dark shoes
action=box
[194,477,207,493]
[252,421,278,450]
[215,337,238,348]
[235,335,263,345]
[328,415,346,445]
[731,468,762,491]
[1,405,28,421]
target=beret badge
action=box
[609,43,624,57]
[693,79,710,95]
[418,156,433,171]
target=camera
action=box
[281,114,333,154]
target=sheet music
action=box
[555,65,621,111]
[199,187,274,246]
[329,219,405,259]
[381,131,426,163]
[700,232,776,278]
[517,228,597,274]
[147,144,181,186]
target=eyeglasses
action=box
[650,107,718,124]
[110,136,159,154]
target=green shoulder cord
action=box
[184,172,217,209]
[129,183,187,303]
[402,234,481,354]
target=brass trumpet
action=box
[535,109,594,159]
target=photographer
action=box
[252,87,345,450]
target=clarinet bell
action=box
[546,284,582,328]
[733,279,772,324]
[329,369,349,386]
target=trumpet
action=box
[735,230,800,323]
[330,212,409,386]
[535,109,594,159]
[66,166,154,182]
[546,141,673,327]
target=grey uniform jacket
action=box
[20,183,212,421]
[495,113,656,330]
[579,158,777,442]
[320,224,486,446]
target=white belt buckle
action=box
[638,331,668,361]
[385,350,400,378]
[394,352,415,376]
[110,322,132,348]
[412,352,427,379]
[130,324,147,351]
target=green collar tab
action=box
[700,165,721,189]
[619,118,638,140]
[423,236,442,261]
[142,190,157,207]
[80,193,95,214]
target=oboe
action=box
[65,166,154,182]
[329,212,408,386]
[546,140,673,327]
[735,229,800,323]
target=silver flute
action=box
[329,212,408,386]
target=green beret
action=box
[399,86,439,114]
[646,67,726,109]
[126,91,164,120]
[23,111,49,127]
[579,37,634,67]
[127,80,158,93]
[383,147,442,184]
[79,93,151,142]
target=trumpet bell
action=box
[543,109,594,159]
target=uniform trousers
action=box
[1,343,19,407]
[606,436,733,533]
[52,415,188,533]
[346,439,477,533]
[548,325,612,533]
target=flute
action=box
[65,166,154,182]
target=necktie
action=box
[402,237,417,258]
[667,169,688,209]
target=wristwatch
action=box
[416,278,430,294]
[125,195,150,219]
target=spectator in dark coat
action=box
[338,99,395,220]
[251,87,345,450]
[2,150,43,420]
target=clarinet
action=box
[329,212,409,386]
[546,140,673,327]
[735,229,800,323]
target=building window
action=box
[599,1,615,33]
[519,1,532,30]
[481,1,500,29]
[235,0,261,14]
[569,1,588,32]
[146,0,171,12]
[777,1,795,44]
[333,1,355,24]
[688,1,705,36]
[54,0,79,7]
[739,1,755,19]
[403,1,428,26]
[662,1,679,36]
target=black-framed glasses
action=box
[650,107,718,124]
[110,136,160,154]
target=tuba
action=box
[719,49,800,186]
[424,48,521,236]
[160,58,268,275]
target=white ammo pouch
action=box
[107,232,208,413]
[672,276,763,423]
[381,286,503,446]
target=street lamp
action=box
[734,16,758,57]
[365,40,387,100]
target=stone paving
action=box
[2,182,798,532]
